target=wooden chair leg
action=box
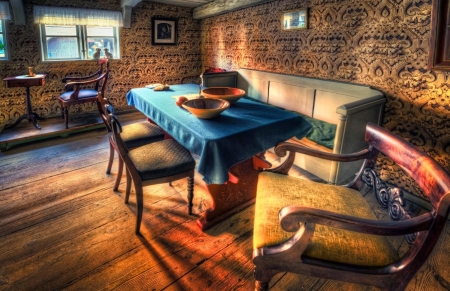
[187,176,194,215]
[106,141,115,174]
[135,184,144,234]
[125,167,132,203]
[113,157,123,191]
[255,281,269,291]
[63,107,69,129]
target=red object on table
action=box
[3,74,47,130]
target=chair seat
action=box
[121,121,165,148]
[254,172,399,266]
[128,139,195,181]
[59,89,98,102]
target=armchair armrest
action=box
[62,70,102,83]
[64,76,103,89]
[275,141,371,162]
[63,72,107,101]
[269,141,371,175]
[279,205,434,235]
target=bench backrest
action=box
[237,68,383,124]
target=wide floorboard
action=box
[0,112,449,291]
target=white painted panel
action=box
[313,90,358,124]
[237,75,268,103]
[268,81,315,117]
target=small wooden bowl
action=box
[201,87,246,104]
[182,98,230,119]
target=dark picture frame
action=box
[428,0,450,70]
[151,17,178,45]
[281,8,308,31]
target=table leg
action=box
[196,154,271,231]
[5,86,42,130]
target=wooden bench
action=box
[235,68,386,184]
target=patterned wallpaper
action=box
[0,0,448,199]
[0,0,202,124]
[200,0,450,200]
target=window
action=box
[34,5,123,62]
[0,19,7,60]
[39,24,120,61]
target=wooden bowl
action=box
[182,98,230,119]
[201,87,246,104]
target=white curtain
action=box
[0,2,11,20]
[34,5,123,27]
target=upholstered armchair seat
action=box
[59,88,99,101]
[254,172,399,267]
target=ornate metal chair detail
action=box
[58,59,109,129]
[96,94,165,191]
[253,122,450,291]
[107,104,196,234]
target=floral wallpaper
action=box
[200,0,450,200]
[0,0,202,124]
[0,0,448,200]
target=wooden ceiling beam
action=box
[193,0,275,20]
[9,0,26,25]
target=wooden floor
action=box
[1,111,450,291]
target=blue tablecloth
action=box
[126,84,311,184]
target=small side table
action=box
[3,74,47,130]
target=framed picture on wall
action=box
[281,8,308,31]
[151,17,178,45]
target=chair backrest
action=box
[363,122,450,279]
[96,93,112,133]
[63,60,109,102]
[365,122,450,211]
[106,104,141,179]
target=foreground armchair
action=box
[253,122,450,290]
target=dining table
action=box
[126,83,311,230]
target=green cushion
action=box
[254,172,399,266]
[242,97,336,149]
[295,113,336,150]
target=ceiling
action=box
[136,0,212,8]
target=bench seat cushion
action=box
[254,172,399,266]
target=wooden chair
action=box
[179,74,202,85]
[58,60,109,129]
[107,104,196,234]
[253,122,450,291]
[96,95,165,191]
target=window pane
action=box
[0,21,3,33]
[45,25,77,36]
[87,26,114,37]
[0,35,4,58]
[46,37,79,59]
[87,37,115,59]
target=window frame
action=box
[39,24,120,62]
[0,19,8,61]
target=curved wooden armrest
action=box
[64,73,106,90]
[268,142,371,175]
[274,142,371,162]
[62,71,102,83]
[279,205,434,235]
